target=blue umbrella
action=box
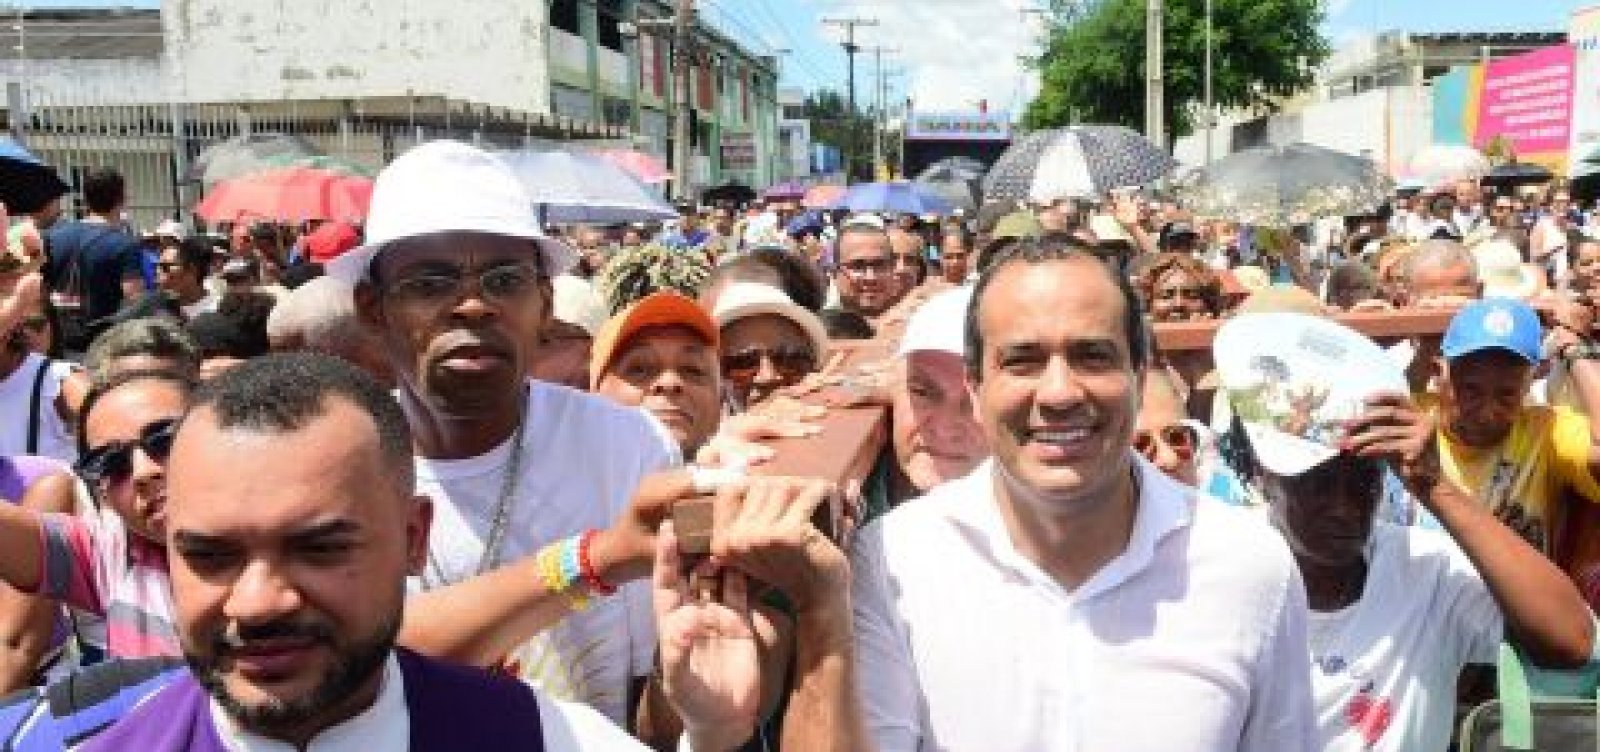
[0,139,69,214]
[495,149,677,224]
[835,181,957,216]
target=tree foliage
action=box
[1025,0,1329,141]
[804,88,880,181]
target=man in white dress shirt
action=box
[851,236,1316,751]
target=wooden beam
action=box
[1153,307,1461,352]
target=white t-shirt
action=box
[180,291,219,319]
[852,454,1315,752]
[410,380,680,725]
[0,352,76,462]
[1307,522,1500,752]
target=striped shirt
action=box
[34,505,177,659]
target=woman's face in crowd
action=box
[1574,243,1600,292]
[720,314,817,409]
[596,325,721,455]
[1149,268,1212,322]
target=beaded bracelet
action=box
[577,529,617,596]
[535,536,590,612]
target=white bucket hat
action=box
[898,285,974,359]
[710,282,829,360]
[328,140,575,283]
[1473,239,1541,301]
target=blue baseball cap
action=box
[1441,298,1543,364]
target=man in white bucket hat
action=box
[343,141,692,727]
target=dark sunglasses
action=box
[722,345,816,381]
[1133,423,1198,462]
[75,419,178,488]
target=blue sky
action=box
[20,0,1597,112]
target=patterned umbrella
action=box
[914,157,987,214]
[982,125,1174,203]
[0,139,69,214]
[1175,143,1392,226]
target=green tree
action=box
[803,88,876,181]
[1025,0,1328,142]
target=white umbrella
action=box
[495,150,677,224]
[1404,144,1490,190]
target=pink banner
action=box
[1476,44,1575,158]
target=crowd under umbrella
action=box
[1480,161,1555,191]
[833,181,957,216]
[982,125,1175,203]
[189,132,323,185]
[195,166,375,224]
[1174,142,1393,227]
[0,139,69,214]
[1403,143,1490,190]
[496,150,676,225]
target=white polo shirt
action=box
[852,454,1315,752]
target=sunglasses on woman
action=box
[75,418,179,488]
[1132,423,1198,463]
[721,345,816,382]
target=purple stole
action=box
[82,648,546,751]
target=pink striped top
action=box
[34,506,177,659]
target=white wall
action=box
[165,0,553,113]
[1174,85,1432,171]
[0,58,165,105]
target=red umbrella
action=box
[595,149,671,184]
[195,167,374,223]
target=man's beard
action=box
[188,611,401,739]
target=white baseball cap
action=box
[151,219,187,241]
[898,285,974,359]
[328,140,575,283]
[710,282,829,361]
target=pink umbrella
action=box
[596,150,671,185]
[802,184,848,209]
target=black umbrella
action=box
[1174,142,1391,226]
[1480,161,1554,190]
[189,132,322,185]
[701,181,757,204]
[0,139,69,214]
[983,125,1173,202]
[914,157,987,215]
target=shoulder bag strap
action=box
[26,358,51,455]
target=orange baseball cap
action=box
[589,291,719,389]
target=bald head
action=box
[1403,239,1481,305]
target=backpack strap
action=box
[25,358,51,456]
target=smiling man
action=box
[84,354,651,750]
[851,237,1314,751]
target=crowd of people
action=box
[0,137,1598,751]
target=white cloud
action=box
[810,0,1043,114]
[1322,0,1356,20]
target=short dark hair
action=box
[964,236,1150,381]
[186,352,415,492]
[76,369,198,458]
[173,237,215,278]
[81,169,126,215]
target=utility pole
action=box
[869,46,898,181]
[1203,0,1213,165]
[822,16,878,182]
[672,0,695,202]
[1144,0,1164,147]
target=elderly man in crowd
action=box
[265,275,394,389]
[883,285,988,505]
[852,236,1313,750]
[1421,298,1600,553]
